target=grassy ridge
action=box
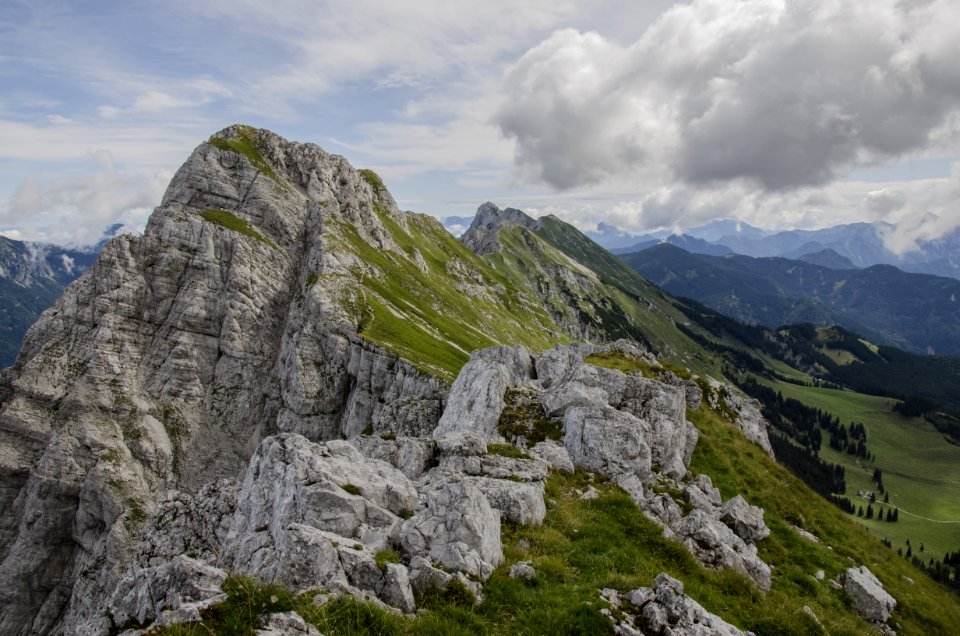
[762,379,960,560]
[332,204,565,381]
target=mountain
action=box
[611,234,734,257]
[0,237,98,367]
[796,248,858,270]
[622,243,960,355]
[0,126,957,635]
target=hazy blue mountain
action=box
[621,243,960,355]
[795,249,858,270]
[611,234,734,257]
[0,237,98,367]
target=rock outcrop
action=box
[601,573,754,636]
[838,566,897,632]
[0,126,448,634]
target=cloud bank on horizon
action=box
[1,0,960,253]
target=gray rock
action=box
[673,510,772,591]
[436,432,487,457]
[109,555,227,630]
[351,436,435,480]
[529,439,574,474]
[478,454,549,482]
[433,345,534,439]
[542,363,626,417]
[256,611,322,636]
[607,573,754,636]
[133,479,239,568]
[713,389,774,457]
[0,126,449,633]
[465,477,546,525]
[839,566,897,624]
[221,434,417,610]
[563,405,652,481]
[397,481,503,579]
[718,495,770,543]
[534,343,601,388]
[617,374,696,478]
[684,474,723,511]
[509,561,536,582]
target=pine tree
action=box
[858,506,864,517]
[866,505,874,519]
[884,491,889,503]
[886,508,893,522]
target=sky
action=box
[2,0,960,253]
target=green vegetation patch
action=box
[199,209,277,249]
[374,549,401,572]
[359,168,385,194]
[690,403,960,634]
[333,209,563,380]
[486,443,532,460]
[209,125,286,187]
[498,388,563,444]
[764,379,960,561]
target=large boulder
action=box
[109,556,227,630]
[433,346,534,439]
[465,477,546,526]
[718,495,770,543]
[529,439,575,474]
[673,510,771,591]
[617,375,697,478]
[563,405,652,481]
[840,566,897,624]
[221,434,418,609]
[397,481,503,579]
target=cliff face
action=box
[0,126,447,633]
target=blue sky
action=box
[2,0,960,253]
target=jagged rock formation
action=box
[601,574,754,636]
[0,126,473,634]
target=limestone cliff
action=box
[0,125,471,633]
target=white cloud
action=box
[1,163,170,246]
[496,0,960,191]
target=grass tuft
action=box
[199,209,277,249]
[486,443,532,460]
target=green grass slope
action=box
[764,380,960,560]
[330,203,567,381]
[484,216,722,376]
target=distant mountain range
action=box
[621,243,960,355]
[595,219,960,280]
[0,237,99,367]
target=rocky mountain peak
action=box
[461,202,535,255]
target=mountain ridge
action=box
[622,243,960,355]
[0,126,957,635]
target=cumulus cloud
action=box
[1,157,170,246]
[496,0,960,191]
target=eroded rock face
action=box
[0,126,448,633]
[398,480,503,579]
[108,556,227,631]
[433,346,535,439]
